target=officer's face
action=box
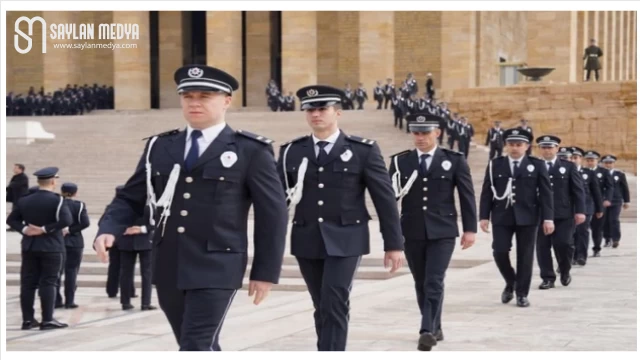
[537,145,558,160]
[306,106,340,132]
[584,158,598,168]
[13,165,22,175]
[412,129,440,151]
[180,91,231,127]
[602,161,614,170]
[571,155,583,166]
[506,141,529,158]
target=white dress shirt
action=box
[184,122,227,159]
[508,155,525,175]
[544,157,557,170]
[416,146,438,172]
[312,129,341,157]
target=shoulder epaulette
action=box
[236,129,274,145]
[280,135,309,147]
[441,147,463,156]
[346,134,376,146]
[142,128,180,141]
[389,149,411,158]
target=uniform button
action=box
[422,206,427,210]
[356,220,360,224]
[318,183,324,189]
[183,193,191,199]
[293,220,297,225]
[177,226,185,233]
[318,218,324,223]
[180,210,188,216]
[318,200,324,206]
[319,167,324,172]
[226,248,231,251]
[344,168,348,172]
[219,177,225,181]
[423,187,427,191]
[423,178,428,182]
[550,175,553,178]
[423,197,427,201]
[185,176,193,183]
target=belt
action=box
[589,54,598,57]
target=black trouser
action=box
[603,203,622,242]
[537,218,575,282]
[21,251,63,322]
[404,238,455,335]
[56,247,83,306]
[573,214,592,261]
[438,128,444,145]
[296,256,361,351]
[384,96,392,109]
[107,247,135,297]
[375,96,383,109]
[356,98,364,110]
[489,145,502,160]
[591,208,607,251]
[55,250,67,307]
[492,225,537,297]
[155,283,237,351]
[586,69,600,81]
[120,250,153,306]
[394,112,403,129]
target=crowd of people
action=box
[6,84,114,116]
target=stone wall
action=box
[446,81,637,173]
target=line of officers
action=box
[6,174,157,331]
[6,84,115,117]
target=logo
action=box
[187,67,204,78]
[513,130,520,135]
[417,116,426,122]
[544,136,550,141]
[306,89,318,97]
[14,16,47,54]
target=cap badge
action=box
[544,136,550,141]
[306,89,318,97]
[513,130,520,135]
[187,67,204,78]
[417,116,426,122]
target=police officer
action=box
[534,136,585,290]
[103,186,132,299]
[93,65,288,351]
[392,89,406,130]
[388,114,476,351]
[373,81,384,109]
[278,85,404,351]
[557,146,572,161]
[457,117,473,158]
[355,82,368,110]
[6,167,72,330]
[601,155,630,249]
[569,147,603,263]
[584,38,603,81]
[584,150,614,251]
[55,183,90,308]
[118,209,157,311]
[383,78,395,109]
[479,129,554,307]
[518,119,534,156]
[485,121,504,160]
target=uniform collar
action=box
[544,156,557,166]
[416,146,437,158]
[187,122,226,143]
[508,155,525,163]
[312,129,341,145]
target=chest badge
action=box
[582,173,588,180]
[442,160,452,171]
[220,151,238,168]
[527,164,535,172]
[597,173,602,178]
[341,149,353,162]
[559,167,566,174]
[614,175,619,181]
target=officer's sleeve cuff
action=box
[140,226,147,234]
[41,226,47,233]
[543,220,553,224]
[21,226,28,235]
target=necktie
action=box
[420,154,431,176]
[512,160,519,176]
[547,161,553,171]
[316,141,329,163]
[184,130,202,172]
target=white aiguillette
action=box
[220,151,238,168]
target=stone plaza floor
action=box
[4,223,636,351]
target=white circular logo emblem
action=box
[513,130,520,135]
[544,136,550,141]
[417,116,426,122]
[187,67,203,78]
[306,89,318,97]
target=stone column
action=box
[43,11,80,92]
[159,11,183,108]
[618,11,623,80]
[245,11,271,107]
[359,11,394,109]
[603,11,609,81]
[632,11,637,80]
[441,12,475,91]
[611,11,617,81]
[569,11,578,83]
[206,11,243,108]
[112,11,150,110]
[281,11,317,97]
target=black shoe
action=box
[593,250,601,257]
[435,329,444,341]
[576,259,586,266]
[131,294,138,298]
[516,296,530,307]
[612,241,619,248]
[539,280,555,290]
[40,319,68,330]
[21,319,40,330]
[571,259,578,265]
[417,332,437,351]
[141,305,157,311]
[501,286,514,304]
[561,273,572,286]
[65,304,79,309]
[122,304,135,311]
[54,304,64,309]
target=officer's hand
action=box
[603,200,611,208]
[62,227,70,236]
[595,212,604,219]
[94,234,115,263]
[480,220,490,233]
[124,226,142,235]
[384,250,404,273]
[623,203,629,210]
[248,280,272,305]
[543,221,555,235]
[574,213,586,225]
[460,232,476,250]
[26,224,44,236]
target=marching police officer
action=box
[94,65,289,351]
[355,83,368,110]
[392,89,406,130]
[479,129,554,307]
[584,150,614,251]
[55,183,90,308]
[534,136,586,289]
[6,167,72,330]
[557,146,572,161]
[373,81,384,109]
[569,147,603,263]
[457,117,473,158]
[388,114,476,351]
[601,155,630,249]
[118,209,157,311]
[383,78,395,109]
[278,85,404,351]
[485,121,504,160]
[103,185,135,299]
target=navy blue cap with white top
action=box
[584,150,600,159]
[407,113,442,132]
[536,135,561,147]
[601,154,617,162]
[296,85,344,110]
[174,65,239,95]
[503,128,533,143]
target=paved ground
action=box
[5,222,636,351]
